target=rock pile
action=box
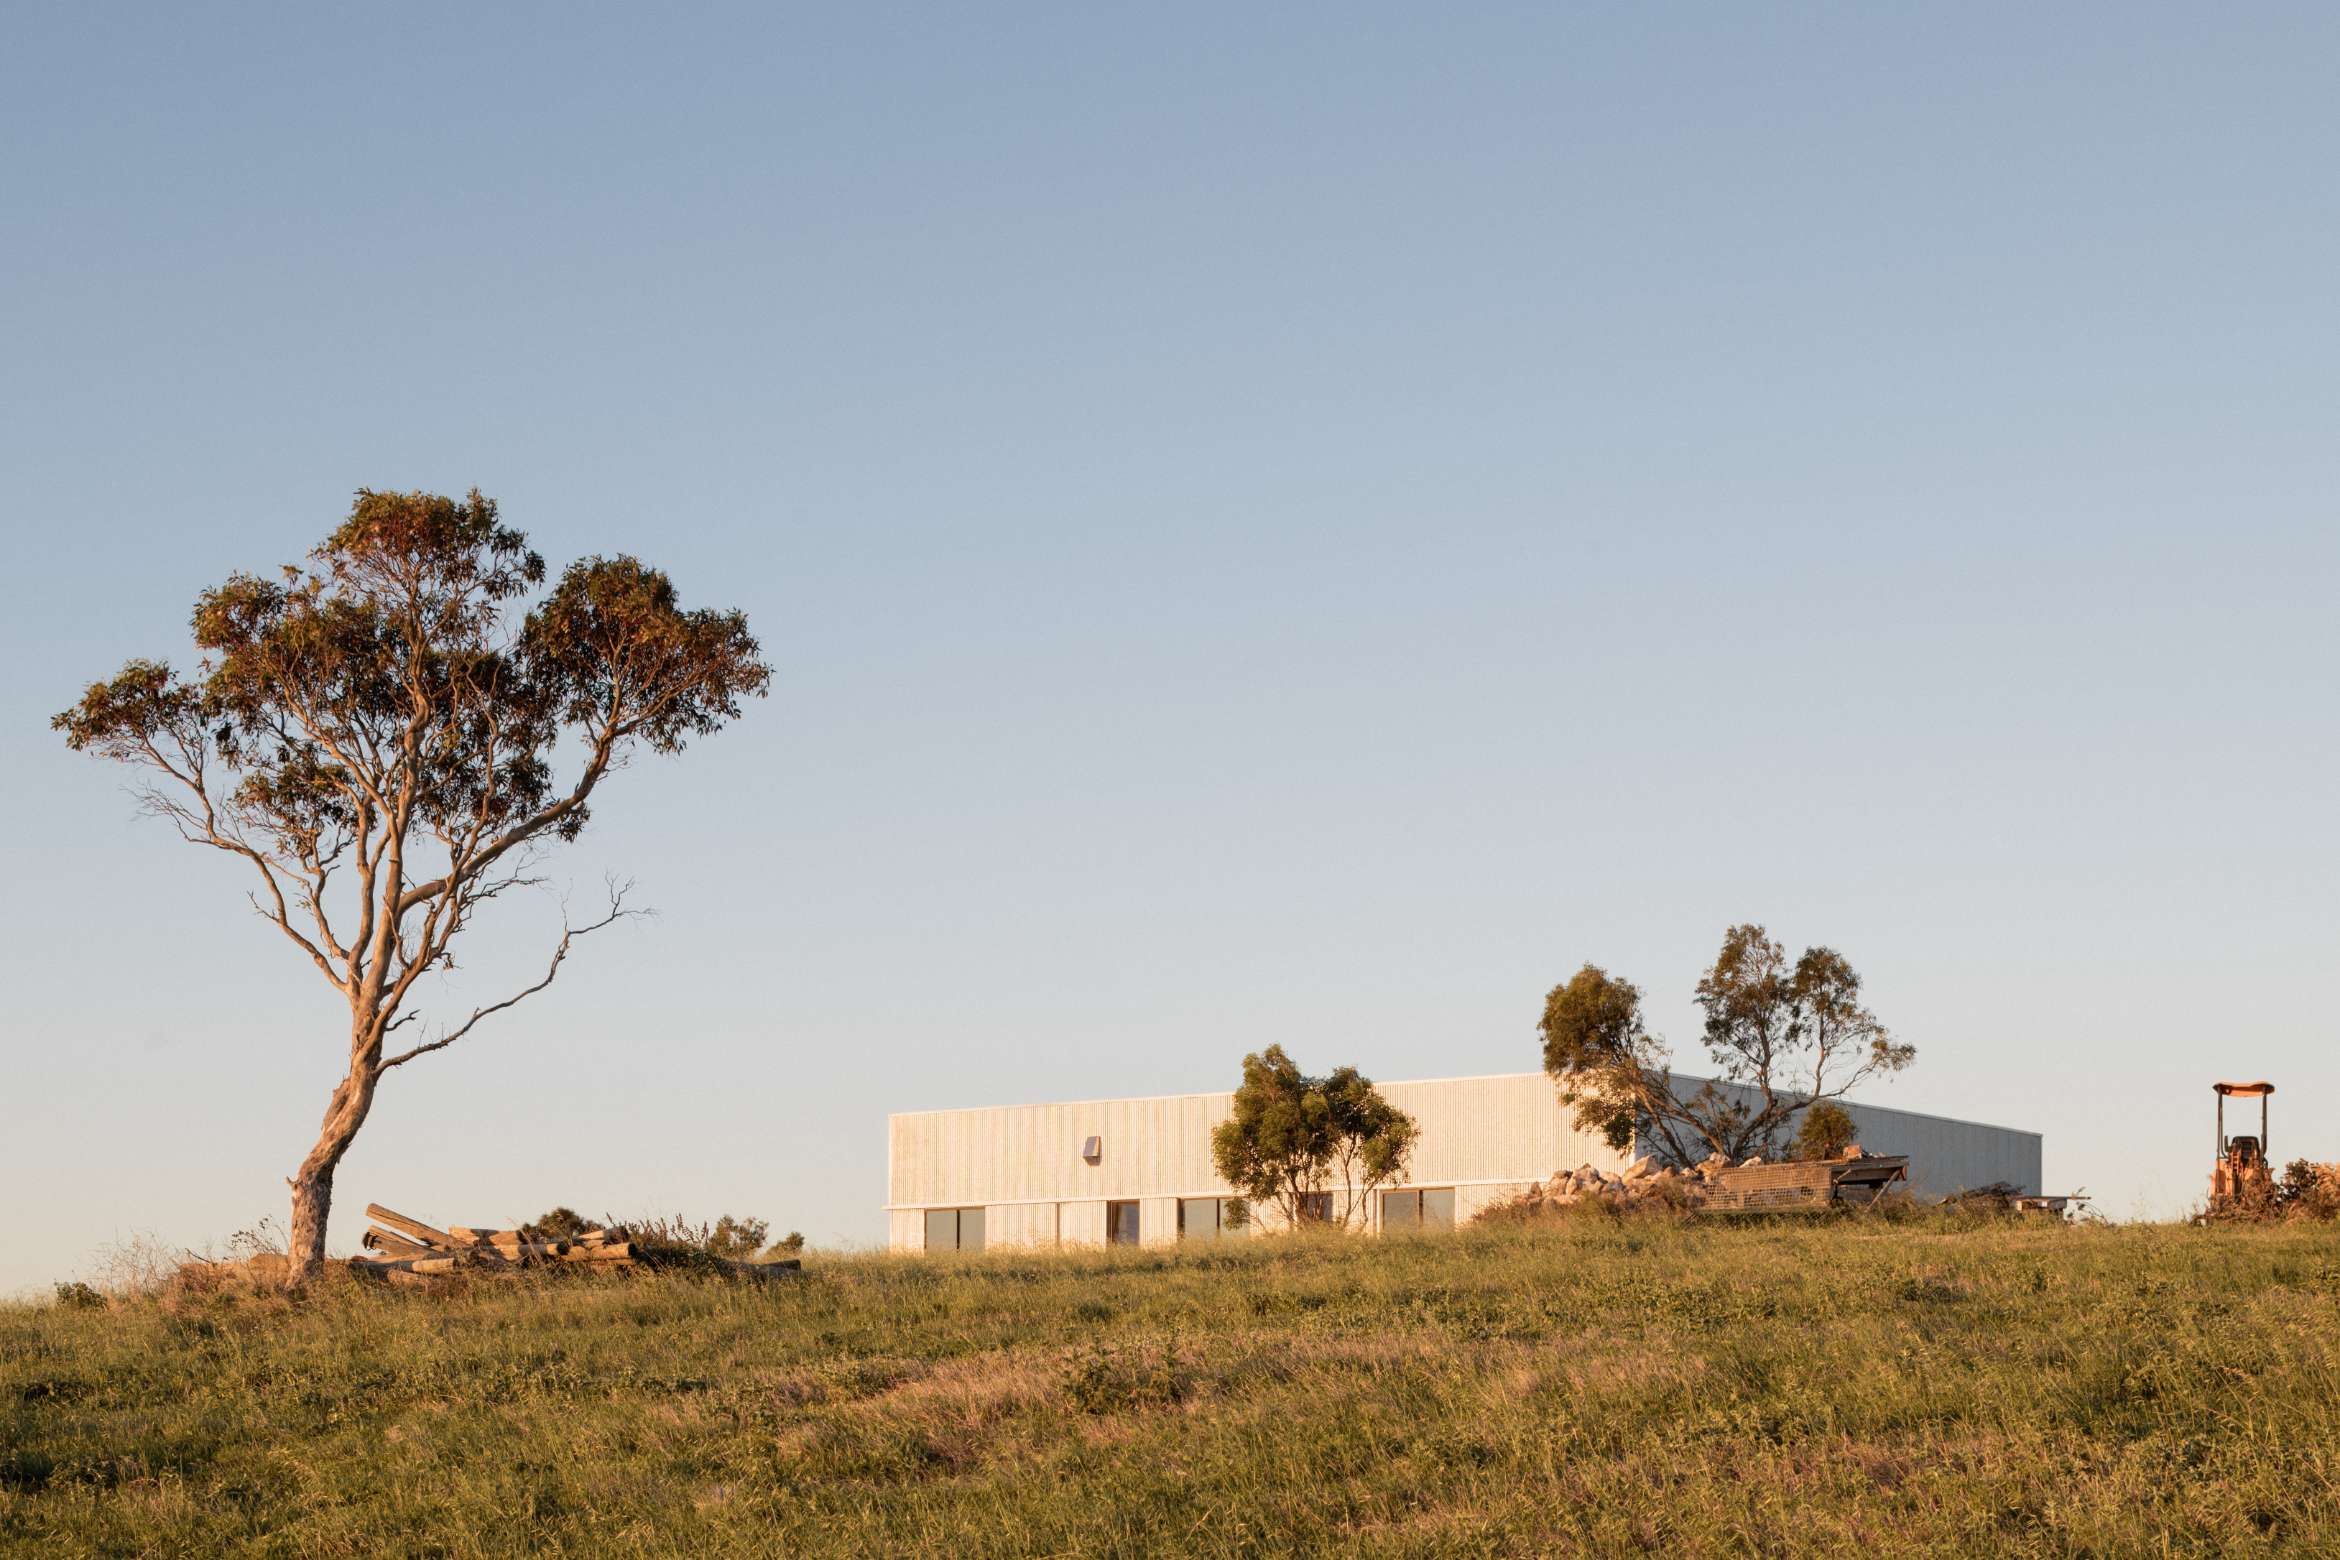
[1484,1144,1872,1218]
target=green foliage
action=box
[2275,1160,2340,1220]
[49,1282,104,1311]
[704,1216,769,1261]
[570,1212,780,1262]
[1537,964,1665,1154]
[6,1223,2339,1555]
[1694,926,1914,1146]
[1541,924,1913,1165]
[525,1207,594,1241]
[1793,1100,1859,1161]
[1209,1046,1420,1230]
[524,1209,799,1261]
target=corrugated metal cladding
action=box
[886,1072,2042,1252]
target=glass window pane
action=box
[1108,1201,1140,1245]
[959,1208,985,1252]
[1422,1188,1456,1229]
[925,1209,957,1251]
[1179,1198,1217,1241]
[1383,1190,1420,1231]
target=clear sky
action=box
[4,6,2335,1294]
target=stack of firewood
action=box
[349,1203,799,1284]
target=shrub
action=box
[613,1212,773,1261]
[528,1207,789,1259]
[2278,1160,2340,1221]
[705,1215,771,1260]
[526,1207,596,1240]
[51,1281,105,1310]
[1793,1101,1858,1161]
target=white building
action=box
[886,1071,2042,1251]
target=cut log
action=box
[347,1254,463,1276]
[481,1237,568,1263]
[365,1204,459,1252]
[448,1226,511,1244]
[469,1240,572,1261]
[362,1228,439,1261]
[561,1242,633,1262]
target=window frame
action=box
[923,1207,985,1252]
[1381,1187,1456,1233]
[1177,1197,1248,1241]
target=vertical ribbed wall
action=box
[885,1073,2042,1249]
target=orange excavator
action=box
[2210,1080,2275,1212]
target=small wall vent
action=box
[1081,1135,1102,1163]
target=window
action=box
[1178,1197,1248,1241]
[923,1207,985,1252]
[1106,1200,1140,1245]
[1299,1191,1335,1226]
[1381,1188,1456,1232]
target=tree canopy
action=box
[1210,1046,1420,1230]
[1539,924,1912,1165]
[54,490,770,1283]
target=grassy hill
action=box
[6,1215,2339,1556]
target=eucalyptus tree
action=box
[55,490,770,1284]
[1210,1045,1420,1231]
[1539,924,1913,1165]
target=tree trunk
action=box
[286,1058,379,1287]
[287,1164,335,1287]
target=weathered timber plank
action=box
[362,1228,438,1260]
[348,1254,462,1276]
[364,1205,459,1251]
[566,1242,633,1262]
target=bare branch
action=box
[374,880,642,1075]
[131,766,349,993]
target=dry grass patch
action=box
[11,1220,2340,1556]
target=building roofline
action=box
[886,1070,2041,1140]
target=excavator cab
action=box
[2211,1081,2275,1210]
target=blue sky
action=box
[4,6,2335,1292]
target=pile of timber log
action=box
[349,1204,800,1285]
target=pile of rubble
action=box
[1483,1144,1879,1218]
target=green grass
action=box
[7,1217,2340,1556]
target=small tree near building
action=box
[1539,924,1912,1166]
[1792,1101,1858,1162]
[1210,1046,1419,1231]
[54,490,770,1286]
